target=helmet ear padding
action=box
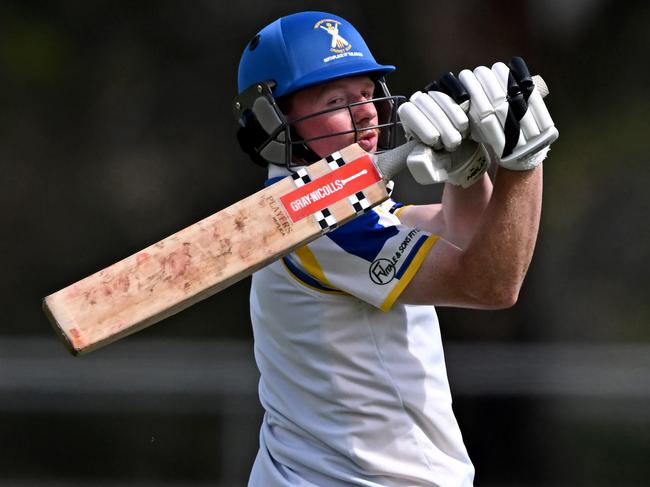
[236,117,272,168]
[234,82,289,167]
[252,96,283,135]
[234,81,322,167]
[235,115,321,168]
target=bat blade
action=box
[44,143,391,355]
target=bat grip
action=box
[374,139,418,182]
[374,74,549,182]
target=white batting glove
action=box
[458,57,559,170]
[398,85,488,188]
[405,140,489,188]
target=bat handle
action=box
[374,139,418,182]
[374,74,549,182]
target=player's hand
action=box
[397,76,488,188]
[458,57,559,170]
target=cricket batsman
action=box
[234,11,558,486]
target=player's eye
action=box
[327,96,346,107]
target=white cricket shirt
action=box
[248,166,474,486]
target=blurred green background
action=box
[1,1,648,485]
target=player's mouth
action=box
[357,129,378,152]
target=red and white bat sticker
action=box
[280,155,381,223]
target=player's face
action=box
[285,75,379,157]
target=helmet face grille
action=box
[285,95,406,152]
[235,80,405,168]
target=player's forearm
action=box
[459,165,543,307]
[440,173,493,248]
[396,174,492,246]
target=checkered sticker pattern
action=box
[314,208,338,232]
[291,168,312,187]
[325,152,345,170]
[348,191,371,215]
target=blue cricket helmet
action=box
[234,12,403,167]
[237,11,395,98]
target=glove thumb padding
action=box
[407,140,488,188]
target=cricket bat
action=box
[44,75,549,356]
[43,140,416,355]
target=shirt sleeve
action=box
[282,199,440,311]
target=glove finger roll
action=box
[492,61,540,142]
[518,109,541,141]
[411,91,462,150]
[397,101,441,147]
[474,66,507,106]
[458,69,494,120]
[438,72,470,106]
[498,66,528,158]
[474,66,508,127]
[506,75,528,120]
[502,98,524,157]
[508,57,534,101]
[428,91,469,136]
[478,114,506,156]
[528,87,555,131]
[491,62,510,92]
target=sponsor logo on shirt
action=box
[369,258,395,285]
[369,229,420,284]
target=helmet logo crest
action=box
[313,19,364,64]
[314,19,352,54]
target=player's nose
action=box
[352,100,378,127]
